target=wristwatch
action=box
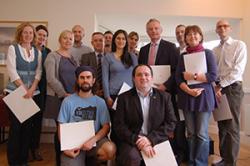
[193,73,198,80]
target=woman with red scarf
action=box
[175,25,217,166]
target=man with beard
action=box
[57,66,116,166]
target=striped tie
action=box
[97,54,102,89]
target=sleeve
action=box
[99,99,110,125]
[205,49,217,83]
[147,92,177,146]
[6,45,20,82]
[113,94,138,146]
[220,41,247,86]
[34,49,42,81]
[102,55,111,99]
[175,53,185,86]
[44,53,66,98]
[57,98,70,123]
[164,45,179,91]
[131,53,138,67]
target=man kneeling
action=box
[58,66,116,166]
[114,64,177,166]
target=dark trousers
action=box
[109,95,119,146]
[7,109,32,165]
[54,122,61,166]
[218,82,244,166]
[170,120,188,163]
[116,143,145,166]
[170,94,188,164]
[30,95,43,151]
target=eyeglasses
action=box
[217,24,230,29]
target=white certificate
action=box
[213,94,232,121]
[60,120,95,151]
[142,140,178,166]
[183,51,207,85]
[112,82,132,110]
[151,65,170,86]
[3,85,40,123]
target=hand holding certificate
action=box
[3,85,40,123]
[141,140,177,166]
[184,51,207,85]
[60,120,95,151]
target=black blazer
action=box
[114,88,177,146]
[138,39,179,93]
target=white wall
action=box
[0,0,249,89]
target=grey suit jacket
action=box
[80,52,98,69]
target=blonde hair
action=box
[58,30,74,43]
[14,22,36,44]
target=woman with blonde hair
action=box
[5,22,42,166]
[44,30,78,166]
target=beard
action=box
[78,83,93,92]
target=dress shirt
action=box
[213,37,247,88]
[6,44,42,82]
[136,88,153,135]
[148,38,161,64]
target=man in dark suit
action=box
[138,18,182,164]
[114,64,176,166]
[80,32,105,96]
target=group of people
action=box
[4,17,247,166]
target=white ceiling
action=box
[97,14,241,43]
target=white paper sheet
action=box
[178,109,185,121]
[213,94,232,121]
[112,82,132,110]
[183,51,207,85]
[3,86,40,123]
[142,140,178,166]
[151,65,170,86]
[60,120,95,151]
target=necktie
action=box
[97,54,102,89]
[148,43,156,65]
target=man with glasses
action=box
[212,19,247,166]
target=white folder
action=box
[3,85,40,123]
[184,51,207,85]
[213,94,232,121]
[60,120,95,151]
[142,140,178,166]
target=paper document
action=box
[151,65,170,87]
[213,94,232,121]
[3,86,40,123]
[184,51,207,85]
[178,109,185,121]
[142,140,177,166]
[60,120,95,151]
[112,82,132,110]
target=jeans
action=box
[184,110,211,166]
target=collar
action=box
[221,36,233,46]
[95,51,103,56]
[136,88,153,98]
[151,38,161,46]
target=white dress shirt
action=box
[213,37,247,88]
[136,88,153,135]
[6,44,42,82]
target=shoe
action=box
[211,159,225,166]
[32,149,43,161]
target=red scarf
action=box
[186,44,204,53]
